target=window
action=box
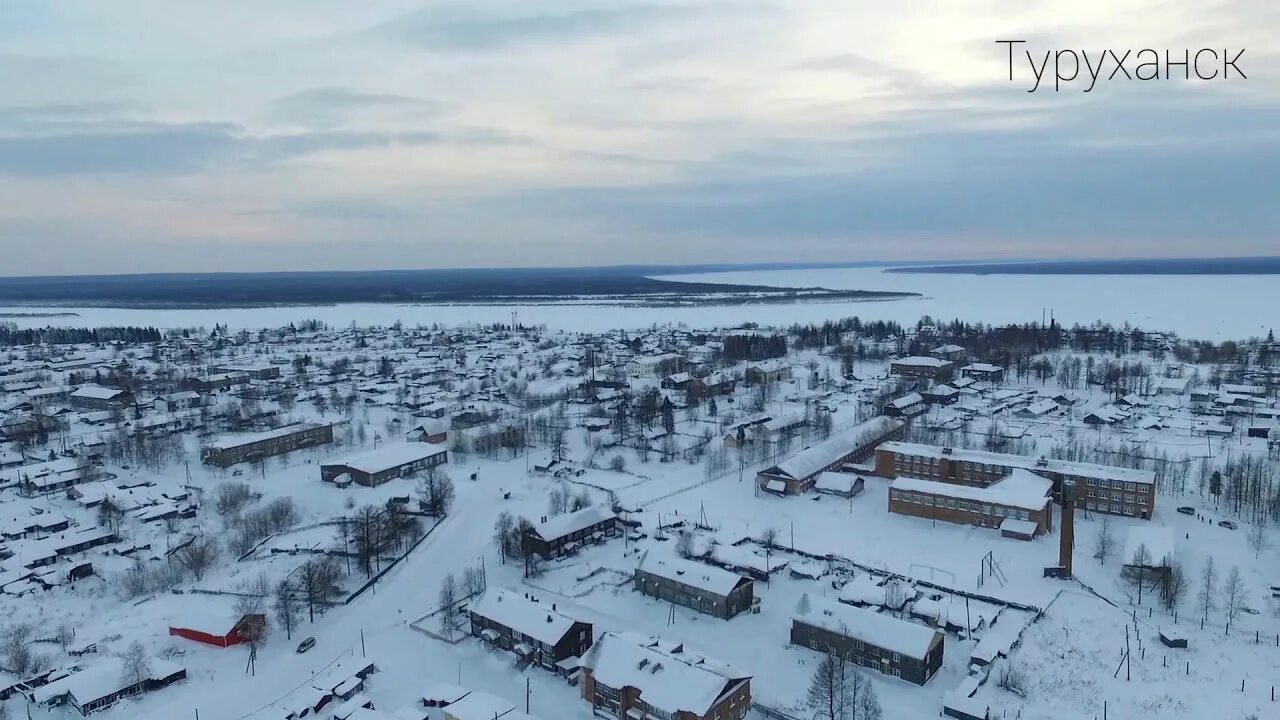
[1137,495,1148,505]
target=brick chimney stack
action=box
[1059,479,1077,576]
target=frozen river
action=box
[2,265,1274,341]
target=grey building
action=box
[790,594,944,686]
[633,553,754,619]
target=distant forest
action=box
[0,265,910,307]
[0,325,162,346]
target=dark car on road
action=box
[296,637,316,654]
[1218,520,1237,530]
[1176,506,1195,516]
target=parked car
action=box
[1218,520,1238,530]
[1176,506,1196,516]
[296,637,316,654]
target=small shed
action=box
[999,518,1038,541]
[813,472,864,499]
[943,691,990,720]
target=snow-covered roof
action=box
[467,588,584,647]
[324,442,443,475]
[34,657,184,707]
[888,392,924,408]
[636,552,748,597]
[436,690,514,720]
[890,468,1052,512]
[961,363,1003,373]
[530,504,615,542]
[581,633,746,717]
[202,422,328,451]
[880,441,1156,486]
[814,472,858,494]
[766,416,903,482]
[793,594,940,660]
[999,517,1039,536]
[69,385,125,400]
[1019,398,1058,416]
[892,356,951,367]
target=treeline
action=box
[0,325,163,346]
[722,333,788,363]
[790,314,1272,369]
[790,318,906,349]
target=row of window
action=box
[1087,501,1143,516]
[1085,488,1148,505]
[890,490,1034,520]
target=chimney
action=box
[1059,479,1077,576]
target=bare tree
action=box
[1158,561,1188,611]
[760,527,779,549]
[438,574,461,641]
[1,625,34,676]
[1197,556,1217,621]
[1093,516,1114,563]
[807,650,881,720]
[547,484,569,517]
[1129,544,1152,604]
[417,469,455,516]
[120,640,151,686]
[175,535,220,581]
[462,565,486,598]
[997,665,1028,698]
[214,482,253,520]
[1224,565,1246,626]
[1247,522,1268,559]
[493,511,515,564]
[808,650,850,720]
[273,579,302,641]
[119,556,151,599]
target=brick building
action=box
[875,442,1156,519]
[887,468,1053,535]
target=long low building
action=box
[756,416,905,495]
[320,443,447,486]
[875,441,1156,519]
[791,593,944,685]
[634,552,754,619]
[523,505,618,559]
[200,422,334,467]
[888,468,1054,535]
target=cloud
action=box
[265,86,445,130]
[0,122,242,176]
[369,1,767,52]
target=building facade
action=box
[200,422,334,467]
[791,594,944,686]
[875,442,1156,519]
[634,554,754,620]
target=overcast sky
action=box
[0,1,1276,276]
